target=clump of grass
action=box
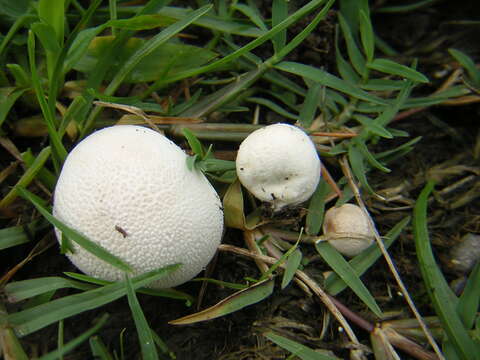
[1,0,479,359]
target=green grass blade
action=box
[105,5,212,94]
[89,336,115,360]
[5,277,96,302]
[182,128,204,157]
[125,275,159,360]
[315,241,383,317]
[281,249,303,289]
[0,220,48,251]
[457,262,480,330]
[299,82,323,128]
[38,0,64,44]
[271,0,334,62]
[413,181,479,360]
[325,216,410,295]
[155,5,264,37]
[169,279,274,325]
[0,146,51,208]
[17,187,133,273]
[247,97,298,120]
[22,149,57,191]
[30,22,61,53]
[334,28,360,84]
[306,179,331,236]
[7,264,180,336]
[27,31,67,163]
[63,272,194,304]
[274,61,386,105]
[338,12,366,77]
[359,10,374,62]
[38,314,109,360]
[347,143,376,194]
[448,48,480,86]
[157,0,331,85]
[180,67,264,117]
[265,332,340,360]
[150,329,175,358]
[355,139,390,173]
[353,115,393,139]
[367,59,429,83]
[271,0,288,53]
[0,87,29,127]
[232,3,267,31]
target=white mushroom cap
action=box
[322,203,375,257]
[236,123,321,210]
[53,125,223,288]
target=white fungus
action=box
[236,123,321,211]
[321,203,375,257]
[53,125,224,288]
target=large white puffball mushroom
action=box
[236,123,321,211]
[322,203,375,257]
[53,125,224,288]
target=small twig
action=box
[339,156,445,360]
[321,166,343,199]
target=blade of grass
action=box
[89,336,114,360]
[0,88,29,127]
[0,146,51,209]
[306,179,331,236]
[367,59,429,83]
[106,5,212,94]
[457,262,480,330]
[299,82,323,128]
[27,31,67,164]
[232,3,267,31]
[413,181,480,360]
[125,274,158,360]
[271,0,288,53]
[325,216,410,295]
[265,332,340,360]
[338,12,366,78]
[0,220,48,251]
[448,48,480,86]
[281,249,302,289]
[347,143,376,194]
[359,10,374,62]
[154,0,332,86]
[274,61,387,105]
[7,264,180,336]
[315,241,383,317]
[17,187,133,273]
[83,5,212,135]
[169,279,274,325]
[5,277,96,302]
[38,314,109,360]
[63,271,194,304]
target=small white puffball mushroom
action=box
[321,203,375,257]
[53,125,223,288]
[236,123,321,211]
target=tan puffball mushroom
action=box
[236,123,321,211]
[321,203,375,257]
[53,125,224,288]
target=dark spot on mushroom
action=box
[115,225,128,238]
[271,193,276,200]
[239,167,244,171]
[261,187,266,192]
[284,177,289,180]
